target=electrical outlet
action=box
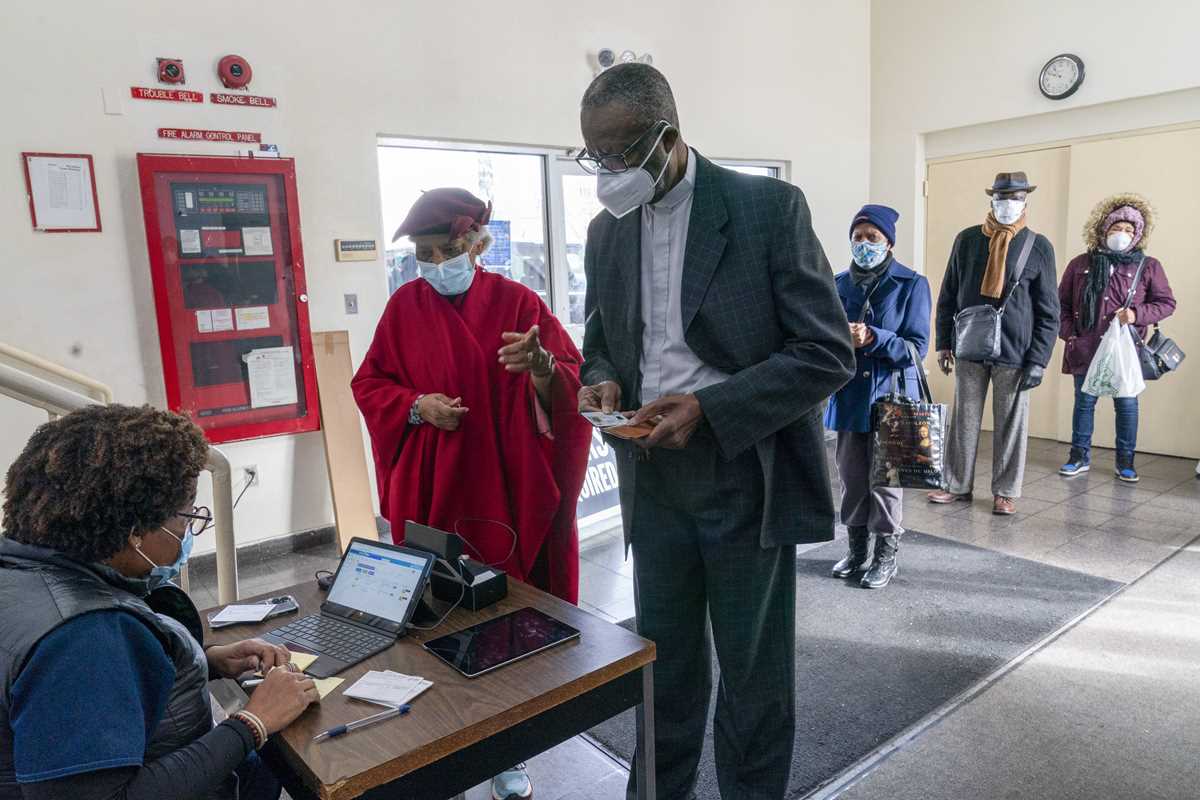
[344,293,359,315]
[242,465,259,486]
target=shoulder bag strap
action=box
[1122,256,1147,311]
[997,229,1038,314]
[892,341,934,403]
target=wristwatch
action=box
[409,395,425,426]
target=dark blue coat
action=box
[824,257,932,433]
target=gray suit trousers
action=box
[625,432,796,800]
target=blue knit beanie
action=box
[850,204,899,246]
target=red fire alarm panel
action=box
[136,154,319,444]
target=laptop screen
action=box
[325,541,432,630]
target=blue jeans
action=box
[1072,374,1138,458]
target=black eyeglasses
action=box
[575,119,669,175]
[176,505,213,536]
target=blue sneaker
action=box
[1116,454,1139,483]
[492,764,532,800]
[1060,448,1090,477]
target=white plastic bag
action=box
[1081,318,1146,398]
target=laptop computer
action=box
[261,537,435,678]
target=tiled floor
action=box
[189,433,1199,800]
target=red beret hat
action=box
[392,188,493,242]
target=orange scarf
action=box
[980,211,1027,299]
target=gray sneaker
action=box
[492,764,532,800]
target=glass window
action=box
[377,145,549,306]
[560,169,604,326]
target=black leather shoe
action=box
[831,528,872,578]
[861,534,900,589]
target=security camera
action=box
[597,49,615,69]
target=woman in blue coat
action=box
[824,205,931,589]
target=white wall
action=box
[871,0,1200,271]
[0,0,870,554]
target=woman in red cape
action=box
[352,188,591,605]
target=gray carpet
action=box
[586,531,1123,798]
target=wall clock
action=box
[1039,53,1084,100]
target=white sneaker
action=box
[491,764,532,799]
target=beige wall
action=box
[872,0,1200,271]
[1063,128,1200,458]
[0,0,871,552]
[925,147,1071,440]
[925,125,1200,459]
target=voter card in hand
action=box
[344,670,432,708]
[582,410,657,440]
[581,411,631,429]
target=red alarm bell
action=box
[217,54,253,89]
[157,58,186,85]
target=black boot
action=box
[831,527,872,578]
[861,533,900,589]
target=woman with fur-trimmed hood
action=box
[1057,193,1176,482]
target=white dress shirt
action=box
[639,148,729,404]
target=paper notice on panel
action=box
[180,229,202,254]
[211,308,234,332]
[235,305,270,330]
[26,155,98,230]
[245,347,298,408]
[242,226,273,256]
[196,310,213,333]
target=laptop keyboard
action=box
[269,614,393,663]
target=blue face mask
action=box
[138,526,194,589]
[851,240,889,269]
[418,251,476,296]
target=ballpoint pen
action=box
[313,704,412,742]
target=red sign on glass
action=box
[131,86,204,103]
[158,128,263,143]
[210,92,277,108]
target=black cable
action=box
[452,518,518,569]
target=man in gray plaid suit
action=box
[576,64,855,799]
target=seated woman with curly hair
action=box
[0,404,317,800]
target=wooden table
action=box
[204,579,656,800]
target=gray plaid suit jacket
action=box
[582,153,856,548]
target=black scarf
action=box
[1082,247,1142,331]
[850,252,893,290]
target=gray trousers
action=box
[626,433,795,800]
[946,360,1030,498]
[835,430,903,537]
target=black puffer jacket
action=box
[0,539,232,799]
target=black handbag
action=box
[952,230,1036,362]
[1122,258,1186,381]
[871,341,947,491]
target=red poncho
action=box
[351,269,591,603]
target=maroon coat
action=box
[1058,253,1176,375]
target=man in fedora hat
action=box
[929,171,1060,515]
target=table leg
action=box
[635,664,656,800]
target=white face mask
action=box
[991,199,1025,225]
[1106,231,1134,252]
[595,126,672,219]
[418,251,476,295]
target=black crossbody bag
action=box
[1122,258,1185,380]
[952,230,1036,363]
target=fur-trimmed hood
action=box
[1083,193,1155,252]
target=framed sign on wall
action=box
[21,152,101,232]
